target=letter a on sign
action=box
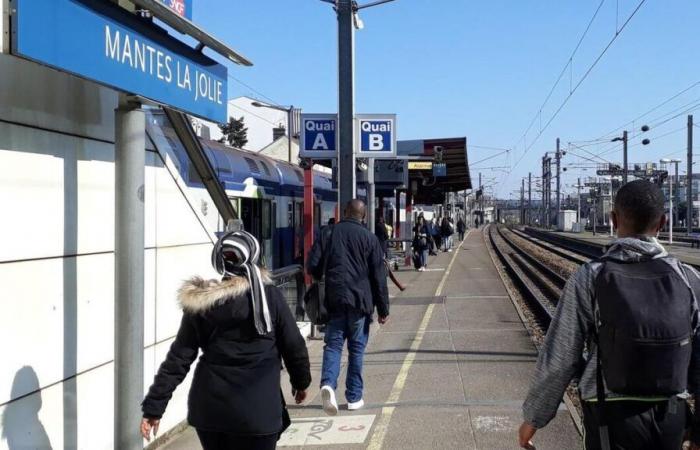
[313,133,329,150]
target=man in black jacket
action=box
[307,199,390,416]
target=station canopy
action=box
[397,137,471,204]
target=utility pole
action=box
[528,172,532,226]
[577,177,581,223]
[541,157,545,226]
[556,138,561,228]
[688,114,694,235]
[521,178,525,225]
[622,130,628,184]
[337,0,355,208]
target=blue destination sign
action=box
[299,114,338,159]
[12,0,227,122]
[356,114,397,157]
[159,0,193,20]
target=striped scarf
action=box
[211,230,271,335]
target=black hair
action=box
[614,179,665,233]
[328,218,336,225]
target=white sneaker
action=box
[448,249,453,253]
[321,386,338,416]
[347,399,364,411]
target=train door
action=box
[240,198,273,268]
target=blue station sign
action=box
[158,0,193,20]
[356,114,397,157]
[299,113,338,159]
[11,0,227,122]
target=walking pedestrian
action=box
[413,216,430,271]
[141,231,311,450]
[441,217,453,252]
[428,217,438,255]
[375,216,389,258]
[307,200,390,416]
[457,216,466,241]
[518,180,700,450]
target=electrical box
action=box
[557,210,577,232]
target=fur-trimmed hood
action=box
[178,270,271,313]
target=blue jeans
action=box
[320,308,370,403]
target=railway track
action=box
[487,224,561,328]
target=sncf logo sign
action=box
[159,0,191,19]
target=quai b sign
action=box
[11,0,227,122]
[356,114,397,157]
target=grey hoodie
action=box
[522,236,700,429]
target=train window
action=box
[260,161,272,176]
[295,170,304,183]
[288,203,293,227]
[262,200,272,240]
[244,157,260,174]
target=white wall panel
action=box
[0,55,117,142]
[0,253,115,405]
[155,244,216,341]
[0,124,115,261]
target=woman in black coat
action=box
[141,231,311,450]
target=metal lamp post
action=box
[251,101,295,163]
[661,158,682,244]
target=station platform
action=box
[557,230,700,266]
[158,229,580,450]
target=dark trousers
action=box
[582,398,688,450]
[196,430,278,450]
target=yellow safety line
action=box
[366,229,470,449]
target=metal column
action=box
[688,115,694,235]
[622,130,628,185]
[303,162,314,285]
[528,172,532,225]
[368,158,375,233]
[555,138,561,227]
[337,0,356,208]
[114,100,145,450]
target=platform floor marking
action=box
[278,414,375,446]
[446,295,510,299]
[367,229,470,450]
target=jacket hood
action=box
[177,270,271,313]
[603,236,667,262]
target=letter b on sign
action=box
[359,119,393,154]
[369,134,383,150]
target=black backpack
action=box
[593,257,695,397]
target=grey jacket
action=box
[522,236,700,428]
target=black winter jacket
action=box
[142,275,311,435]
[307,218,390,318]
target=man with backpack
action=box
[519,180,700,450]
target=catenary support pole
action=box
[622,130,628,185]
[521,178,525,224]
[670,173,674,245]
[556,138,561,228]
[577,177,581,223]
[114,99,145,450]
[337,0,356,207]
[688,115,694,235]
[528,172,532,226]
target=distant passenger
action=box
[375,216,389,257]
[413,216,430,271]
[141,231,311,450]
[307,199,389,416]
[457,216,466,241]
[519,180,700,450]
[441,217,453,252]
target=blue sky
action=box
[192,1,700,199]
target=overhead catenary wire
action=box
[504,0,648,191]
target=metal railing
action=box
[270,264,307,322]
